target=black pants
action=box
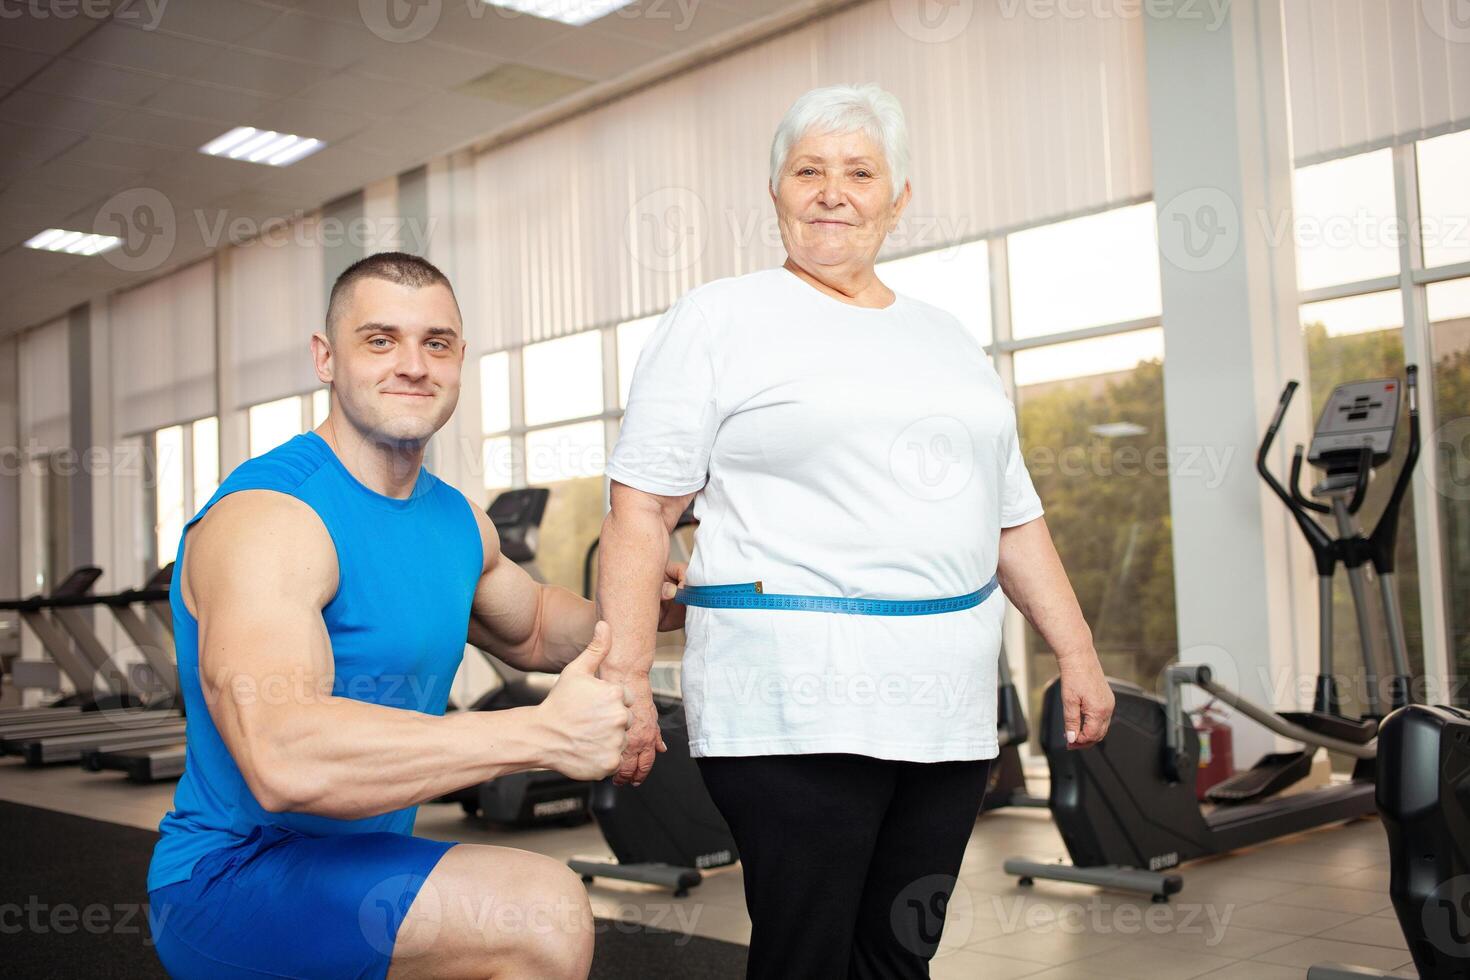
[696,753,992,980]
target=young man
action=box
[147,252,685,979]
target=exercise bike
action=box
[1310,703,1470,979]
[1004,367,1421,901]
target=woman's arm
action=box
[995,516,1115,747]
[597,481,695,785]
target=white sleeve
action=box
[1000,411,1045,527]
[606,296,720,496]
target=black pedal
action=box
[1205,750,1314,804]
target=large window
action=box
[1298,293,1423,710]
[1007,203,1161,339]
[147,416,219,572]
[1428,278,1470,704]
[876,239,992,346]
[1004,203,1174,732]
[1416,129,1470,270]
[248,395,306,458]
[1013,328,1177,723]
[1293,148,1399,291]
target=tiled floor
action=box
[0,758,1421,978]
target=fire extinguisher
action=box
[1193,699,1235,801]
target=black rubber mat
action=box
[0,800,746,978]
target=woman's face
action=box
[772,128,910,275]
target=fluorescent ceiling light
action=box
[199,126,326,166]
[25,229,122,256]
[480,0,635,27]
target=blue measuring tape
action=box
[675,573,999,616]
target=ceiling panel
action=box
[136,0,283,45]
[0,0,820,336]
[26,57,173,106]
[0,90,123,132]
[0,45,55,87]
[69,22,220,76]
[0,7,108,55]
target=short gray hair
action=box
[769,83,910,202]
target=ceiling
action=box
[0,0,819,337]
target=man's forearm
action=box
[995,517,1095,663]
[226,697,559,821]
[594,504,668,683]
[522,585,597,673]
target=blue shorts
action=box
[148,824,456,979]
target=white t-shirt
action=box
[607,266,1044,762]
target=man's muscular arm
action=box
[463,500,689,674]
[189,491,630,821]
[463,503,598,674]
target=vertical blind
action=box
[225,215,326,409]
[109,258,217,436]
[473,0,1153,351]
[18,317,69,453]
[1285,0,1470,164]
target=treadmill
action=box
[1,568,185,764]
[81,569,189,782]
[0,566,109,723]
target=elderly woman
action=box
[597,84,1114,978]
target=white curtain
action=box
[18,317,69,454]
[1285,0,1470,164]
[472,0,1152,351]
[109,259,217,436]
[225,216,326,409]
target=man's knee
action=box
[396,847,593,978]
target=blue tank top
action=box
[148,431,483,891]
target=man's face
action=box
[320,278,464,446]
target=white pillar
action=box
[1144,0,1316,763]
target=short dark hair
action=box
[325,251,460,338]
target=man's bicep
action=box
[467,548,542,658]
[187,494,338,747]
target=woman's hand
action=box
[655,561,688,632]
[1056,650,1114,749]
